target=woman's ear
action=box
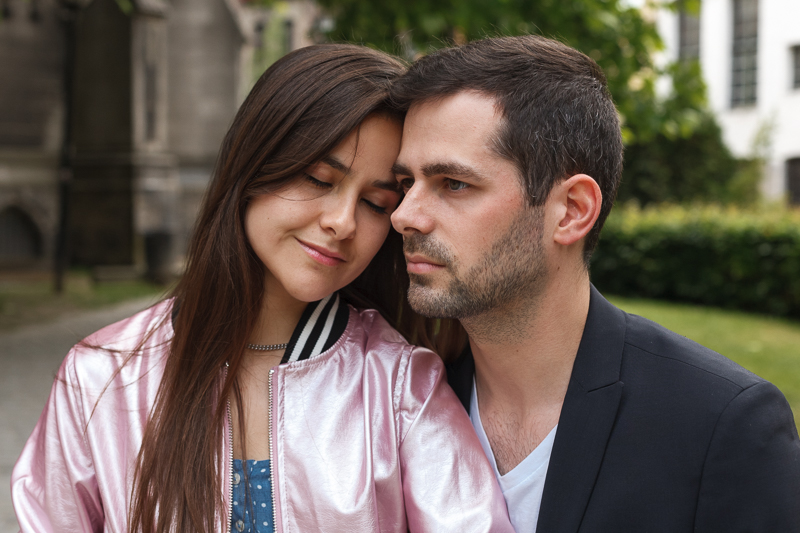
[552,174,602,247]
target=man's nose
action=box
[391,183,435,235]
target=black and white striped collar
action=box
[280,292,349,364]
[170,292,349,364]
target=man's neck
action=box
[463,274,591,474]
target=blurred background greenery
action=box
[0,271,164,331]
[314,0,753,206]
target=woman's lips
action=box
[297,239,346,267]
[405,254,445,274]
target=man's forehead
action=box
[405,90,501,127]
[398,91,505,174]
[409,89,501,116]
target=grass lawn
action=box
[608,295,800,427]
[0,271,167,332]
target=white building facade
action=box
[657,0,800,203]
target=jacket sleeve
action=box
[694,380,800,532]
[397,347,514,533]
[11,349,105,533]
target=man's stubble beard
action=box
[404,204,547,322]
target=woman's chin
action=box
[283,282,344,304]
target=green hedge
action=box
[591,204,800,317]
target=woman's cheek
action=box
[366,222,391,259]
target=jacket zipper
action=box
[225,365,233,533]
[269,367,278,531]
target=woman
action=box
[12,45,512,532]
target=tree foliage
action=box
[617,59,743,205]
[315,0,740,205]
[318,0,663,138]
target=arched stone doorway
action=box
[0,206,43,265]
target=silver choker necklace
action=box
[247,342,288,351]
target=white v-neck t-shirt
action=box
[469,379,557,533]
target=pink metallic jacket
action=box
[12,298,513,532]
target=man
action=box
[390,35,800,532]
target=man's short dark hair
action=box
[391,35,623,263]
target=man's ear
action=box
[552,174,602,247]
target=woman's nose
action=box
[320,194,357,240]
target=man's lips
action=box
[405,253,445,274]
[297,239,346,266]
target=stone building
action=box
[0,0,321,273]
[0,0,64,269]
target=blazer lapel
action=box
[536,285,627,533]
[446,345,476,413]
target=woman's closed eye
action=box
[305,173,333,189]
[362,198,388,215]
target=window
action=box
[142,23,161,142]
[793,46,800,89]
[1,0,11,19]
[731,0,758,107]
[679,8,700,61]
[788,158,800,205]
[144,62,157,141]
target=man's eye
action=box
[305,174,332,189]
[446,179,468,191]
[399,177,414,191]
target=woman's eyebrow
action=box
[321,155,350,174]
[321,154,399,192]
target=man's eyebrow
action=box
[391,162,413,176]
[422,162,485,182]
[321,155,349,174]
[372,179,402,193]
[391,161,486,182]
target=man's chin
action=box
[407,272,433,287]
[407,283,455,319]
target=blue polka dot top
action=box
[231,459,274,533]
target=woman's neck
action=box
[250,274,308,346]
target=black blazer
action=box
[447,286,800,532]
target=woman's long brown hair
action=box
[128,44,465,532]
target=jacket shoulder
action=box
[348,306,410,346]
[622,310,763,392]
[348,306,441,364]
[62,299,173,387]
[347,305,446,395]
[80,298,174,350]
